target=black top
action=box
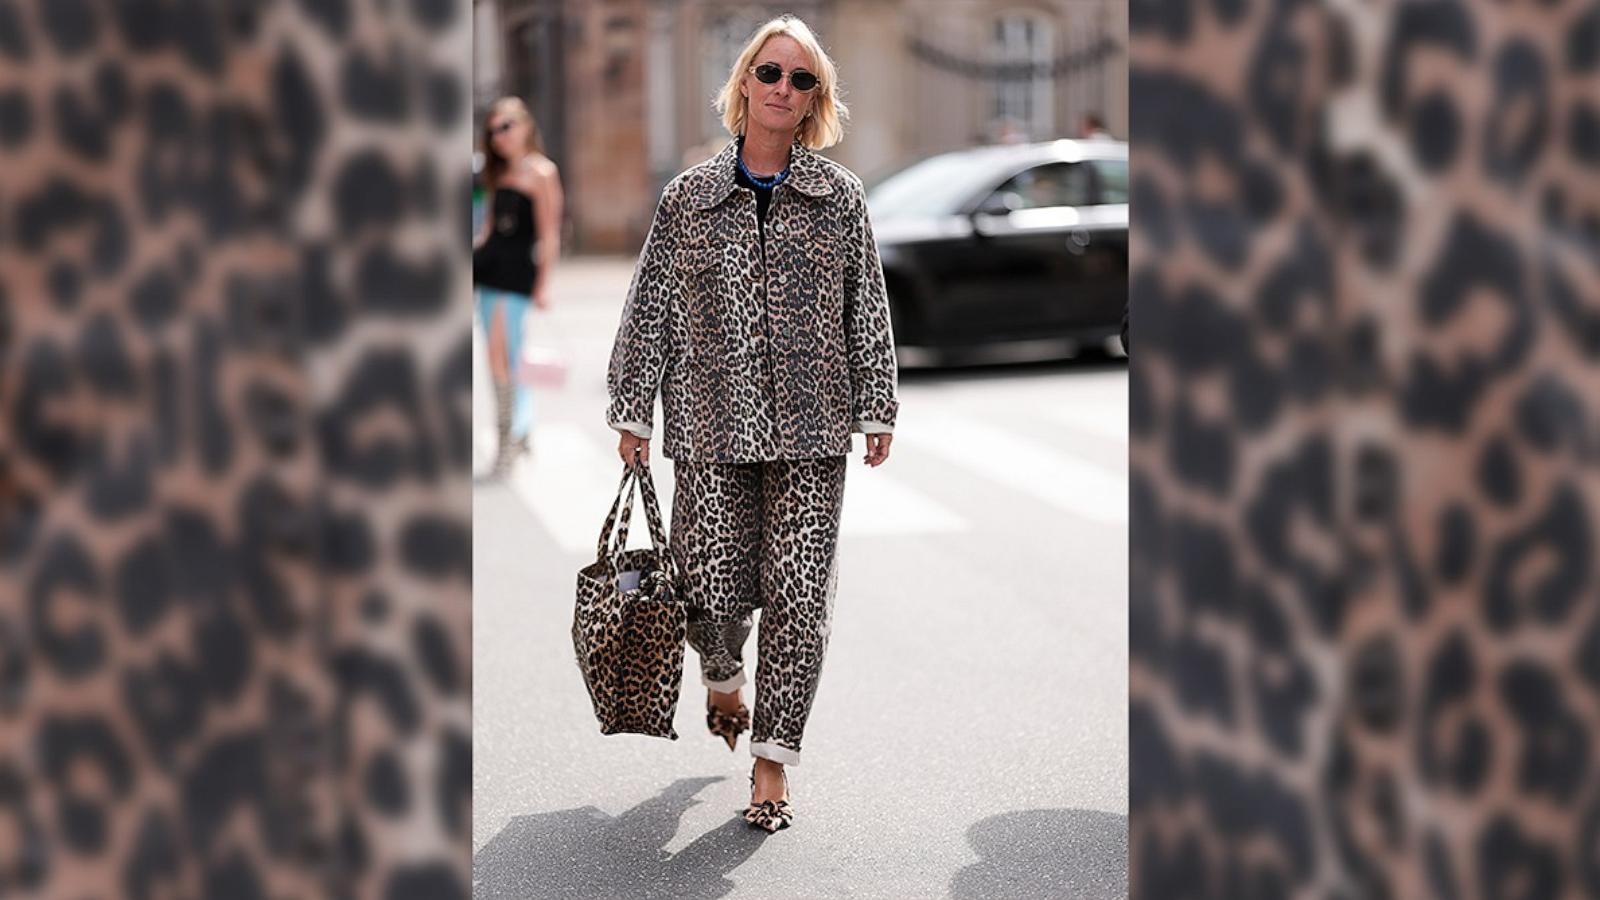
[733,151,775,245]
[473,186,539,295]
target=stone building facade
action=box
[474,0,1125,253]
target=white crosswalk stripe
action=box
[507,403,1125,554]
[508,424,969,555]
[508,424,640,557]
[1033,393,1128,443]
[951,371,1128,444]
[895,410,1127,524]
[838,463,968,536]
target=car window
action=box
[988,162,1095,210]
[987,159,1127,210]
[866,153,999,221]
[1092,158,1128,204]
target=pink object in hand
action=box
[520,346,568,388]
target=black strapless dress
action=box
[473,186,539,295]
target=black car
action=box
[866,139,1128,362]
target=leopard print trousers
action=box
[670,456,847,766]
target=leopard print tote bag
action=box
[572,460,688,739]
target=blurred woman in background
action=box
[474,96,564,476]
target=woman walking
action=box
[605,15,899,832]
[474,97,564,476]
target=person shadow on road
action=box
[473,776,767,900]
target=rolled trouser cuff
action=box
[750,741,801,766]
[703,670,747,692]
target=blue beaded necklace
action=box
[736,135,791,189]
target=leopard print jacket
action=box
[1131,0,1600,896]
[605,137,900,463]
[1,1,471,897]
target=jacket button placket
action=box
[753,188,783,454]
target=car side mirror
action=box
[970,193,1016,238]
[975,193,1016,218]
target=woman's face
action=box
[740,36,817,138]
[488,111,527,157]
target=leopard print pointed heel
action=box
[744,764,793,832]
[705,696,750,751]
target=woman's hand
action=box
[532,288,551,311]
[618,432,650,467]
[863,433,892,467]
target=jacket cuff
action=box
[853,420,893,434]
[609,421,652,439]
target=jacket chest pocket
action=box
[797,239,846,333]
[677,244,731,355]
[804,239,845,289]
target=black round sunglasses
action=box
[749,62,818,92]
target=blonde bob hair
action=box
[714,14,848,150]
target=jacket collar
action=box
[691,135,835,210]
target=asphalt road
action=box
[472,258,1129,900]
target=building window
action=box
[992,12,1053,141]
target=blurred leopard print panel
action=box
[0,1,471,897]
[1131,0,1600,897]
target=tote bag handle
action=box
[594,459,673,581]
